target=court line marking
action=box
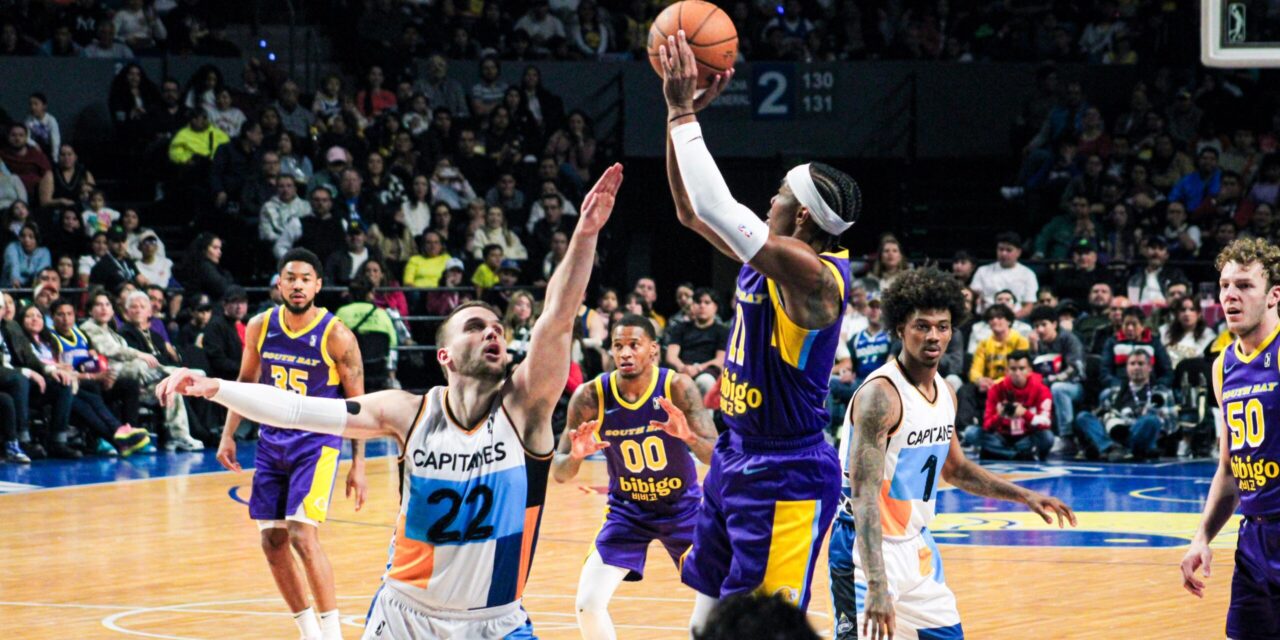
[0,447,400,496]
[3,592,832,637]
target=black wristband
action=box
[669,112,694,123]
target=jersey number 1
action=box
[920,454,938,502]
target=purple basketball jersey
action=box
[593,367,701,514]
[257,306,343,448]
[1217,325,1280,516]
[720,251,851,443]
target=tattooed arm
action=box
[652,373,718,465]
[552,382,607,484]
[940,384,1075,527]
[848,378,901,640]
[329,321,368,510]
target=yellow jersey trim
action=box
[1233,321,1280,364]
[592,376,606,444]
[767,279,820,370]
[610,366,660,411]
[319,317,339,385]
[254,310,272,353]
[279,305,329,340]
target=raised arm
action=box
[508,164,622,454]
[661,32,842,328]
[551,380,607,483]
[847,378,901,640]
[1181,354,1239,598]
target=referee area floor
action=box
[0,442,1236,638]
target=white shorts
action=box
[362,584,533,640]
[829,522,963,639]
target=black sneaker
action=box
[47,442,83,459]
[22,441,46,460]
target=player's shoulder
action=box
[852,375,902,419]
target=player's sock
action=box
[318,609,343,640]
[293,607,322,640]
[575,551,628,640]
[688,593,718,639]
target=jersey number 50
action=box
[1227,399,1266,450]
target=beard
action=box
[458,353,507,384]
[284,298,314,315]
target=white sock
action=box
[689,593,718,639]
[319,609,343,640]
[293,607,322,640]
[575,550,629,640]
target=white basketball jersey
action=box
[840,359,956,541]
[382,386,551,612]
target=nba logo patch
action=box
[310,335,317,347]
[653,396,663,411]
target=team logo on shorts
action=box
[313,496,329,513]
[773,585,799,605]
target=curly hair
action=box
[1215,237,1280,288]
[880,266,968,334]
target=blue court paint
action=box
[0,453,1234,549]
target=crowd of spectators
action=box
[0,0,1200,65]
[0,0,1255,467]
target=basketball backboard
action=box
[1203,0,1280,67]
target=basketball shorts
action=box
[1228,516,1280,640]
[362,584,537,640]
[249,436,341,527]
[593,497,699,581]
[680,431,840,611]
[827,519,963,640]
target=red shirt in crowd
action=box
[982,372,1053,437]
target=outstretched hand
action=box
[658,30,735,114]
[155,367,221,408]
[650,395,693,444]
[1025,491,1077,528]
[567,419,610,461]
[578,163,624,236]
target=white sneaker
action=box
[172,435,205,452]
[1177,439,1192,459]
[1051,437,1067,454]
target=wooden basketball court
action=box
[0,446,1235,638]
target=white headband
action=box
[786,164,852,236]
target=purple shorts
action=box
[680,431,841,611]
[1228,516,1280,639]
[248,431,343,526]
[594,497,699,581]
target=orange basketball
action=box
[647,0,738,88]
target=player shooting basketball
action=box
[660,28,861,632]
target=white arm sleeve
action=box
[212,380,350,436]
[670,122,769,262]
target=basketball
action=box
[647,0,738,87]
